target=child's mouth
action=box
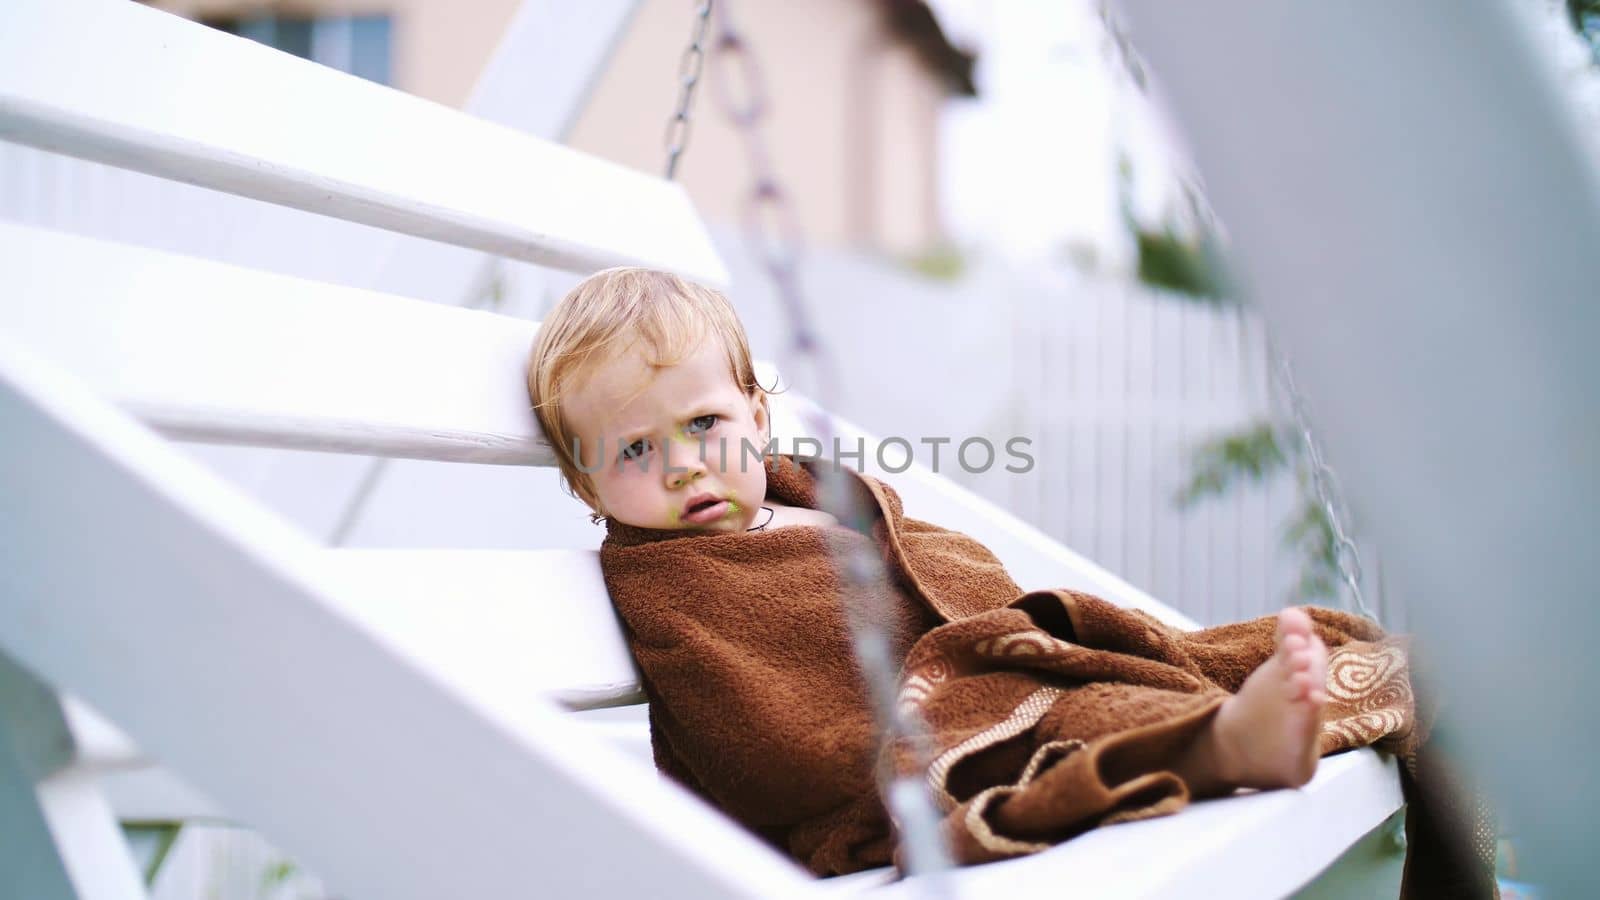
[682,497,728,524]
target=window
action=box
[202,13,392,86]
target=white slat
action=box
[0,0,727,287]
[217,0,642,303]
[843,750,1403,899]
[1,221,550,465]
[315,549,642,710]
[57,698,148,774]
[0,333,815,900]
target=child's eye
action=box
[618,438,652,461]
[685,414,719,435]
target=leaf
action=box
[1175,422,1287,507]
[260,858,298,891]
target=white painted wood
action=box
[315,548,643,709]
[101,714,656,826]
[0,751,151,900]
[31,770,153,900]
[574,714,656,770]
[0,334,815,899]
[0,0,727,286]
[0,0,649,553]
[299,0,644,547]
[101,768,225,825]
[354,0,646,307]
[59,697,148,774]
[0,1,644,300]
[222,0,645,305]
[1,221,551,465]
[839,750,1403,899]
[0,655,149,900]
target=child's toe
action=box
[1286,642,1316,670]
[1306,638,1328,676]
[1277,607,1313,638]
[1291,671,1317,698]
[1279,634,1308,664]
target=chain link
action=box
[663,1,713,180]
[698,1,957,888]
[1274,353,1379,622]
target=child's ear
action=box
[748,389,771,441]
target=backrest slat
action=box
[0,0,727,287]
[4,221,551,465]
[315,548,644,710]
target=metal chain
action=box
[663,1,713,180]
[1274,352,1380,622]
[701,2,957,889]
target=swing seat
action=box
[0,2,1405,897]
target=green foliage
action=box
[1176,419,1344,605]
[1133,227,1230,303]
[260,858,299,893]
[1174,421,1285,505]
[902,243,967,281]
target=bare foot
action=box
[1208,608,1328,790]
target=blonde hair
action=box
[526,267,764,512]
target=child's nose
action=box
[663,439,708,488]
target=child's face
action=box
[563,335,771,532]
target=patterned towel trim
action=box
[924,686,1067,812]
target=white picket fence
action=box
[998,270,1401,628]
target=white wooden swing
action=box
[0,1,1411,897]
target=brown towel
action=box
[599,454,1495,895]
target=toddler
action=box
[526,268,1475,889]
